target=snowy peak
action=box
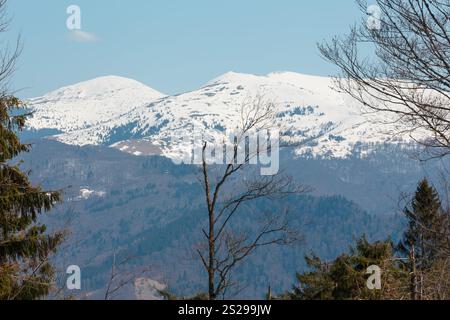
[25,71,422,159]
[29,75,165,103]
[26,76,166,143]
[205,71,264,86]
[202,71,344,110]
[206,71,332,89]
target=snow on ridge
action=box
[25,71,426,160]
[26,75,166,142]
[29,75,165,102]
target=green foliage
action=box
[398,179,448,270]
[284,236,407,300]
[397,179,450,299]
[0,96,64,300]
[285,179,450,300]
[289,255,335,300]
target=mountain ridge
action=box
[25,71,425,159]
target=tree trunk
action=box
[208,210,215,300]
[202,142,216,300]
[410,243,418,300]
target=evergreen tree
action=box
[398,179,449,299]
[285,237,408,300]
[399,179,445,268]
[287,254,334,300]
[284,179,450,300]
[0,96,64,300]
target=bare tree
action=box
[319,0,450,159]
[320,2,450,296]
[195,96,308,300]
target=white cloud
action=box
[67,30,99,43]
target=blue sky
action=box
[5,1,369,98]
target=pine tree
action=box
[287,254,335,300]
[285,237,408,300]
[398,179,449,300]
[0,96,64,300]
[399,180,444,267]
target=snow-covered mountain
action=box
[26,76,166,145]
[26,72,421,159]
